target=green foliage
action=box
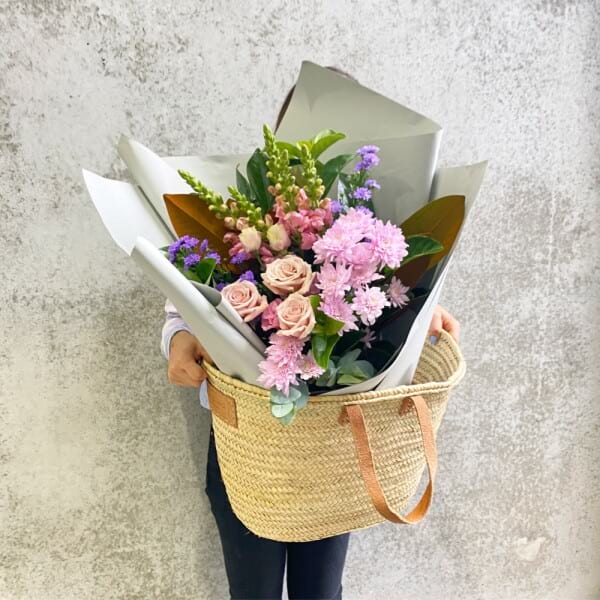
[270,381,309,426]
[246,149,272,215]
[299,143,325,207]
[317,154,354,197]
[315,348,376,387]
[178,170,229,217]
[403,235,444,266]
[263,124,298,206]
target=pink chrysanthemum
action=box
[257,334,305,395]
[388,277,410,308]
[316,262,353,300]
[351,285,390,326]
[320,297,358,334]
[298,352,325,380]
[370,220,408,269]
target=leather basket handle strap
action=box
[345,395,438,525]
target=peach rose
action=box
[276,293,316,338]
[222,280,268,322]
[261,255,314,296]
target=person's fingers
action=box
[439,306,461,343]
[192,341,214,366]
[428,309,443,342]
[183,360,207,385]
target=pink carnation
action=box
[261,299,282,331]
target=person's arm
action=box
[160,299,212,387]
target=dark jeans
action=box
[204,423,351,600]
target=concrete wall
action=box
[1,1,599,598]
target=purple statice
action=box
[180,235,200,250]
[330,200,344,214]
[354,145,380,172]
[215,282,226,291]
[355,205,373,216]
[352,187,372,201]
[238,270,256,283]
[199,238,209,253]
[205,251,222,264]
[365,178,380,190]
[231,251,251,265]
[183,253,201,271]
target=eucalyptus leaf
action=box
[278,408,297,426]
[338,359,375,380]
[316,360,338,387]
[402,235,444,266]
[337,374,364,385]
[337,348,361,370]
[271,402,294,418]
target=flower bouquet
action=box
[164,125,449,424]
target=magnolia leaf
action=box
[163,194,230,258]
[402,235,444,266]
[393,256,430,288]
[399,195,465,271]
[246,149,272,215]
[310,130,346,159]
[318,153,354,196]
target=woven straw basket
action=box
[203,329,466,542]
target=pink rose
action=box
[238,226,262,253]
[261,299,282,331]
[266,223,291,251]
[276,293,316,339]
[222,280,268,322]
[261,255,314,296]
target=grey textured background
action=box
[1,1,599,599]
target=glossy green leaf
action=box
[246,149,272,215]
[236,167,253,199]
[275,141,302,159]
[402,235,444,266]
[310,130,346,159]
[318,153,354,196]
[311,333,340,369]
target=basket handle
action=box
[344,395,437,524]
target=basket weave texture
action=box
[204,330,466,542]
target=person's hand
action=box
[428,304,460,344]
[167,331,214,387]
